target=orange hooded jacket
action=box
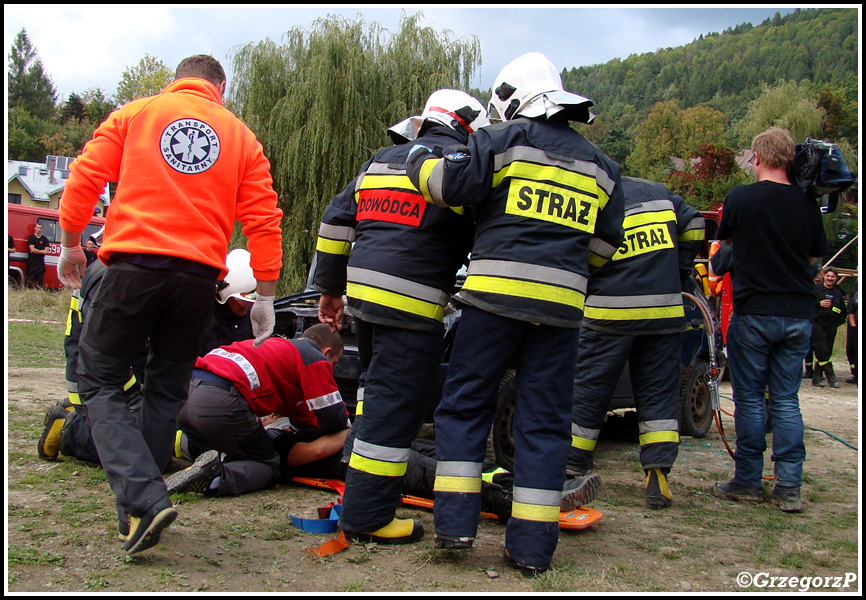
[59,78,283,281]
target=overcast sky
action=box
[5,5,814,103]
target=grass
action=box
[7,286,70,369]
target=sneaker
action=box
[504,549,547,578]
[342,517,424,545]
[645,468,673,509]
[560,473,602,511]
[37,404,70,460]
[769,486,803,513]
[434,534,474,550]
[164,450,222,495]
[123,506,178,555]
[713,480,765,503]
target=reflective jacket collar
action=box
[162,77,224,106]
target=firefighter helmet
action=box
[387,89,489,144]
[488,52,595,124]
[217,249,256,304]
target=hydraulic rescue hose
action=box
[682,291,737,459]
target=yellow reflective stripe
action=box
[68,392,81,405]
[572,435,597,451]
[832,307,842,314]
[355,400,364,416]
[512,501,560,523]
[357,174,417,192]
[623,210,676,229]
[817,360,831,366]
[434,475,482,493]
[462,275,585,309]
[123,375,137,392]
[65,296,81,336]
[347,282,445,321]
[679,229,706,242]
[417,157,441,205]
[175,431,183,460]
[588,253,608,268]
[349,453,408,477]
[584,305,684,320]
[316,237,352,257]
[493,161,610,205]
[639,431,680,445]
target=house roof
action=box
[7,158,110,204]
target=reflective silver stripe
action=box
[572,423,600,441]
[467,259,587,293]
[585,293,683,309]
[435,461,484,478]
[588,237,618,260]
[306,391,343,411]
[625,199,674,216]
[682,216,705,232]
[347,267,450,306]
[427,160,447,207]
[356,386,364,402]
[205,348,261,390]
[66,380,78,393]
[317,222,355,243]
[352,438,412,463]
[493,146,616,197]
[513,486,562,507]
[364,162,405,176]
[639,419,680,434]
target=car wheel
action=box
[492,368,517,472]
[679,359,713,438]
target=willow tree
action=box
[229,13,481,293]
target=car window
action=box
[36,218,59,243]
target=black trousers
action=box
[78,262,215,519]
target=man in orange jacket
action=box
[56,54,283,555]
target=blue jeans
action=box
[726,312,811,488]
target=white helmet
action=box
[387,89,489,144]
[489,52,595,124]
[217,249,256,304]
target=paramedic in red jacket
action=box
[169,325,351,497]
[55,55,283,555]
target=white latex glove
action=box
[57,245,87,289]
[250,295,276,347]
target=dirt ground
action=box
[6,366,861,593]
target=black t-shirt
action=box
[27,234,49,267]
[717,181,829,319]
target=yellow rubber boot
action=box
[343,517,424,545]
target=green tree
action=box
[8,28,57,120]
[677,105,727,158]
[230,13,481,292]
[115,53,174,105]
[7,106,54,162]
[665,144,750,210]
[628,101,681,180]
[81,86,116,125]
[732,80,825,146]
[60,92,87,124]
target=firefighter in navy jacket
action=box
[569,176,705,509]
[406,53,624,574]
[314,90,485,544]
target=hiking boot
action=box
[504,549,547,578]
[845,376,857,385]
[713,480,765,503]
[434,534,474,550]
[645,468,672,509]
[164,450,222,495]
[769,486,803,513]
[811,365,826,387]
[123,506,178,555]
[824,364,840,388]
[342,517,424,545]
[37,404,70,460]
[560,473,601,511]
